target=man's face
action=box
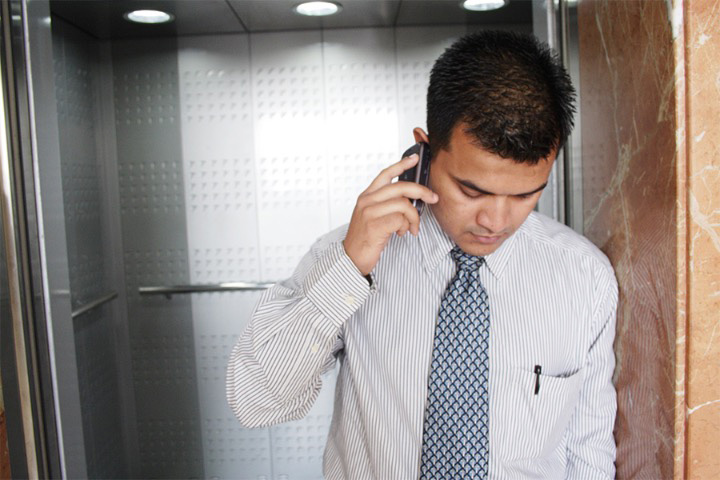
[422,124,556,257]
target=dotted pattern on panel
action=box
[55,65,94,124]
[61,162,102,222]
[262,244,311,281]
[203,417,271,476]
[54,43,109,305]
[182,69,251,123]
[131,334,197,386]
[329,152,397,206]
[68,252,106,307]
[397,60,434,126]
[198,333,243,383]
[59,148,108,305]
[256,156,326,209]
[74,308,126,479]
[191,247,260,283]
[271,414,331,478]
[114,71,178,126]
[325,63,396,116]
[188,158,255,212]
[137,418,202,475]
[117,160,185,215]
[254,66,323,119]
[123,249,189,295]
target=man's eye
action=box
[461,187,482,198]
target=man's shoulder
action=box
[520,212,614,273]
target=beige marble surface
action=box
[683,1,720,477]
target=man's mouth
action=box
[470,233,504,245]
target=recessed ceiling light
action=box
[124,9,174,24]
[462,0,509,11]
[293,1,342,17]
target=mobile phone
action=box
[398,142,431,213]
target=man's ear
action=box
[412,127,429,144]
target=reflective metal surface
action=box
[70,291,118,319]
[139,282,275,296]
[0,2,40,475]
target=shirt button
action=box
[344,294,356,307]
[310,344,320,354]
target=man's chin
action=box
[456,233,507,257]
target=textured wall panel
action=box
[107,26,477,479]
[52,18,128,478]
[251,31,329,283]
[174,27,468,479]
[113,38,204,478]
[322,29,399,229]
[177,34,270,479]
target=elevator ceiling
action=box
[49,0,533,39]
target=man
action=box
[227,31,617,479]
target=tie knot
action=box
[451,246,485,272]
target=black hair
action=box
[426,30,576,164]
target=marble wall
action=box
[578,0,677,477]
[578,0,720,478]
[682,1,720,477]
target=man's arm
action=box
[565,266,618,479]
[226,237,370,428]
[226,153,437,428]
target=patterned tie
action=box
[419,246,490,479]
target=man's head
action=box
[426,30,576,163]
[416,31,576,256]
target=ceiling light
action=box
[462,0,509,11]
[293,1,342,17]
[124,9,174,24]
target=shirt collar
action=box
[418,204,523,279]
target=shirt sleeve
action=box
[225,236,372,428]
[566,264,618,479]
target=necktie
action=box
[419,246,490,479]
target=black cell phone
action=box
[398,142,431,213]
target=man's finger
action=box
[364,198,421,230]
[365,181,438,205]
[364,154,419,194]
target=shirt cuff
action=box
[303,241,371,330]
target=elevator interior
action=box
[0,0,579,478]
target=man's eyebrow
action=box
[455,177,548,197]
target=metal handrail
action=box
[138,281,275,296]
[71,291,119,319]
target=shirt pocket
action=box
[491,366,584,461]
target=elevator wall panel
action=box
[172,26,467,479]
[322,29,399,228]
[112,38,204,478]
[96,24,477,479]
[177,34,272,478]
[52,19,127,478]
[251,31,330,283]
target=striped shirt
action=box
[227,206,618,479]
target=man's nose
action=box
[475,196,509,233]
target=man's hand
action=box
[343,154,439,276]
